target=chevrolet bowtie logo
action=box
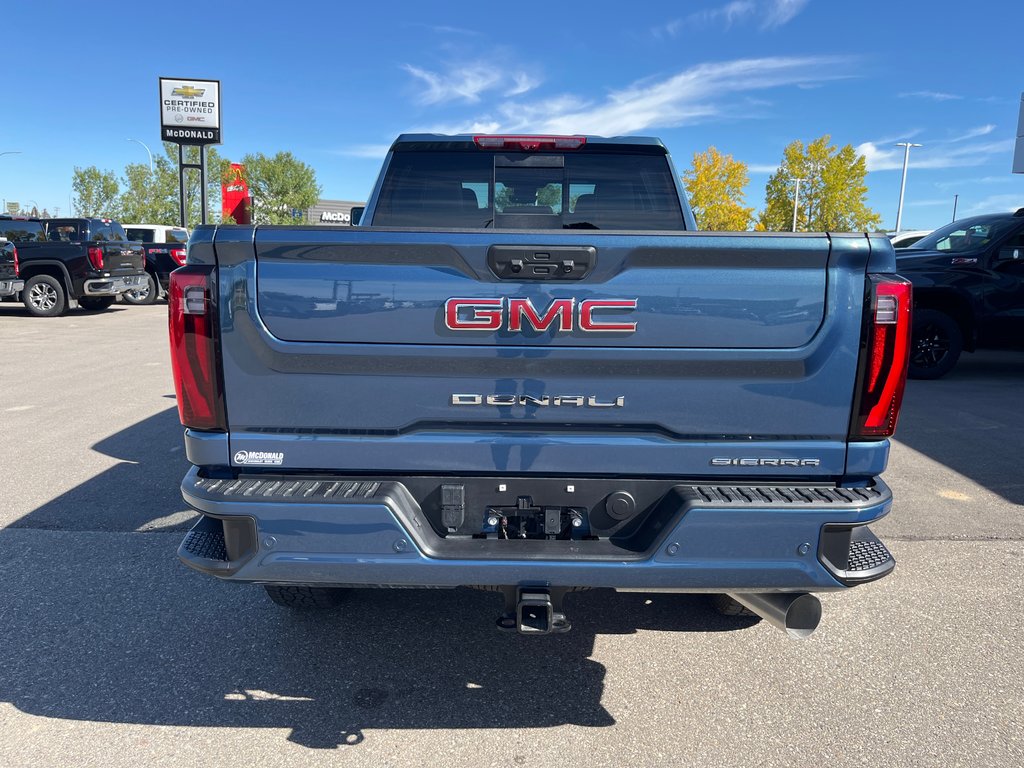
[172,85,205,99]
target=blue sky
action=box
[2,0,1022,230]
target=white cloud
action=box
[334,144,392,159]
[960,194,1024,216]
[403,64,501,104]
[898,90,963,101]
[856,139,1013,172]
[870,128,924,145]
[436,56,852,136]
[427,25,480,36]
[907,199,952,208]
[762,0,811,28]
[949,124,996,142]
[506,72,540,97]
[703,1,757,27]
[748,163,780,173]
[654,0,809,36]
[402,62,540,105]
[934,175,1014,190]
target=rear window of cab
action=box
[373,150,685,231]
[0,220,46,242]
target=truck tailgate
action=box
[215,228,873,477]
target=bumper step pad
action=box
[181,527,228,562]
[819,525,895,585]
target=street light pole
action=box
[127,138,154,173]
[952,194,959,222]
[894,142,922,232]
[790,177,805,232]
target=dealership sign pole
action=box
[159,77,222,227]
[1014,93,1024,174]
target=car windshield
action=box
[911,215,1020,253]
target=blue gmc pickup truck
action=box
[171,134,911,638]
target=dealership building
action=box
[302,199,365,226]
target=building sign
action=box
[320,210,351,224]
[159,77,221,144]
[222,163,250,224]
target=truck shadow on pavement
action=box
[7,406,197,532]
[1,407,755,748]
[896,350,1024,506]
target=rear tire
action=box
[710,594,760,620]
[122,272,159,305]
[22,274,67,317]
[909,308,963,380]
[263,585,349,610]
[78,296,115,311]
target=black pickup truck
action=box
[0,216,146,316]
[897,207,1024,378]
[0,237,24,299]
[123,224,190,304]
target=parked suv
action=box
[123,224,189,304]
[0,215,146,316]
[898,208,1024,378]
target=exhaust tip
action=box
[728,592,822,639]
[782,593,822,639]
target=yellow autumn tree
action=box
[681,146,754,231]
[758,135,882,232]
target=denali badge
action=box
[445,297,638,333]
[710,457,821,467]
[234,450,284,466]
[452,394,625,408]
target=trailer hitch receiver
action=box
[496,587,573,635]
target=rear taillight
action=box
[473,135,586,151]
[11,245,18,277]
[170,248,187,267]
[850,275,912,440]
[87,246,104,270]
[168,266,226,431]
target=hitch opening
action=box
[495,586,573,635]
[518,591,554,634]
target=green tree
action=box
[118,155,177,225]
[681,146,754,231]
[119,143,228,228]
[759,135,882,232]
[240,151,321,225]
[72,166,121,218]
[73,143,228,228]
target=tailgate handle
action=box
[488,246,595,281]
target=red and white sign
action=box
[222,163,250,225]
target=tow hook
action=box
[496,586,572,635]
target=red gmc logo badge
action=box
[445,297,638,333]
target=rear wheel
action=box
[909,308,963,380]
[23,274,67,317]
[78,296,115,311]
[122,272,159,305]
[263,585,349,610]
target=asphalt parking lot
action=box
[1,302,1022,767]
